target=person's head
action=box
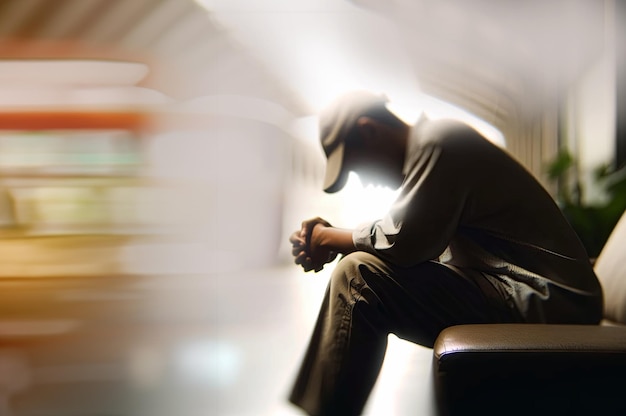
[320,91,410,193]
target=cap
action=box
[319,91,388,193]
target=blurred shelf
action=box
[0,111,152,131]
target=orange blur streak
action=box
[0,111,150,131]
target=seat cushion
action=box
[432,324,626,415]
[594,210,626,323]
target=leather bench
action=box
[432,210,626,415]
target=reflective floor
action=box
[0,256,435,415]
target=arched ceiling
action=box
[0,0,610,128]
[354,0,608,128]
[0,0,308,112]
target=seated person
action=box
[288,91,603,416]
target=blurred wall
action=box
[138,98,293,272]
[565,52,616,204]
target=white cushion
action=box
[594,211,626,324]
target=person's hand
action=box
[306,221,338,272]
[290,217,338,272]
[289,229,308,267]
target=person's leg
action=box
[289,254,389,416]
[289,252,515,416]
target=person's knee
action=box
[330,252,390,333]
[329,252,387,295]
[332,252,380,279]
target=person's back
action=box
[414,118,603,324]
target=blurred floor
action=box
[0,251,434,416]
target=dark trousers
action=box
[289,252,517,416]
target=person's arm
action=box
[312,225,356,254]
[354,140,467,267]
[290,217,357,273]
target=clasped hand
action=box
[289,217,338,272]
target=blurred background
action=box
[0,0,623,415]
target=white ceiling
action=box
[199,0,421,113]
[0,0,610,124]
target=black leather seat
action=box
[432,211,626,415]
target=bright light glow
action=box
[365,335,435,415]
[336,173,400,228]
[175,339,242,387]
[298,93,505,149]
[406,94,506,147]
[197,0,420,113]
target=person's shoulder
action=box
[424,118,480,135]
[418,118,486,149]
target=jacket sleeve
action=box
[353,141,468,267]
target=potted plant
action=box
[545,150,626,258]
